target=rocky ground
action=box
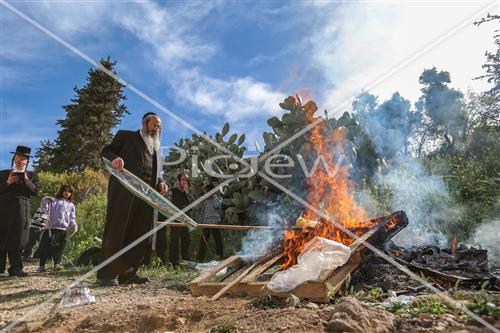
[1,260,499,333]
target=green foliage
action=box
[31,168,108,213]
[467,293,500,319]
[385,296,457,318]
[139,260,200,291]
[417,67,466,151]
[250,295,285,309]
[351,288,383,303]
[35,57,129,172]
[64,194,107,263]
[208,322,236,333]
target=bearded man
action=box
[97,112,168,286]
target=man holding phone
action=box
[0,146,39,276]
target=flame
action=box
[451,236,457,255]
[393,250,401,257]
[281,101,370,269]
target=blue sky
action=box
[0,0,498,169]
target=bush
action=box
[31,168,108,213]
[64,194,107,264]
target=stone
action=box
[325,297,396,333]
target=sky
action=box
[0,0,498,169]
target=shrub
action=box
[64,194,107,264]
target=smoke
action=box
[380,158,455,247]
[238,197,296,257]
[352,91,457,247]
[469,218,500,267]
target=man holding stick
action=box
[97,112,168,286]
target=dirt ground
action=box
[1,261,499,333]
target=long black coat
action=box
[0,170,39,250]
[98,130,162,278]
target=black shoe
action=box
[96,278,119,287]
[120,275,150,285]
[9,270,28,277]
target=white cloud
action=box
[307,2,499,116]
[173,68,285,122]
[109,1,286,124]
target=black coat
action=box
[100,130,162,257]
[0,169,39,250]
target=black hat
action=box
[142,112,158,120]
[10,145,33,158]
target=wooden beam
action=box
[189,256,240,285]
[210,256,267,301]
[160,222,283,231]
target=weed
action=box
[250,295,284,309]
[209,322,236,333]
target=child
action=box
[22,206,48,259]
[38,184,78,272]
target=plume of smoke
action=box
[380,158,455,247]
[238,196,300,257]
[469,218,500,267]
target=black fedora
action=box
[10,145,33,158]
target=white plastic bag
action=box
[59,285,96,308]
[267,237,350,293]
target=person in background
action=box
[23,206,48,259]
[196,183,224,262]
[168,172,194,267]
[37,184,78,272]
[0,145,39,277]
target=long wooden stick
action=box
[210,256,267,301]
[159,221,285,231]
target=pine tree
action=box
[36,57,129,172]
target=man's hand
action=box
[111,157,125,170]
[158,182,168,196]
[6,174,19,185]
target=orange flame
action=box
[281,101,370,269]
[451,236,457,255]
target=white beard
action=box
[141,129,161,154]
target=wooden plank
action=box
[210,256,267,301]
[324,250,362,296]
[189,256,240,285]
[191,280,328,302]
[161,222,287,231]
[241,254,284,283]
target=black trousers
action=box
[39,229,67,267]
[169,226,190,267]
[0,203,25,274]
[97,200,153,281]
[197,229,224,262]
[23,226,44,258]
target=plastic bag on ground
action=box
[267,237,351,293]
[59,285,96,308]
[381,295,416,307]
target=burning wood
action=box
[189,211,409,302]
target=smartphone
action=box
[11,172,25,182]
